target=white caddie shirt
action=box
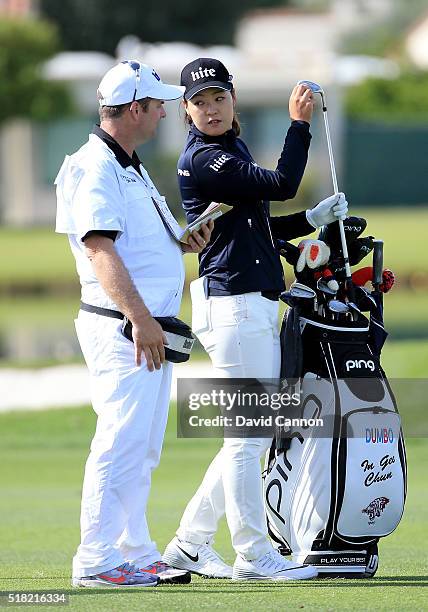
[55,132,185,317]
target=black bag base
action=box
[296,546,379,578]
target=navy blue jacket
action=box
[178,122,314,294]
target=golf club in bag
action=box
[298,80,355,301]
[264,228,407,577]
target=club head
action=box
[279,291,296,307]
[317,278,337,295]
[317,304,326,317]
[354,286,377,312]
[328,299,350,314]
[297,80,324,94]
[347,302,362,320]
[290,282,317,300]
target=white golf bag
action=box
[264,310,407,577]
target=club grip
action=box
[372,239,384,288]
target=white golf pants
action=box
[176,278,281,561]
[72,311,172,577]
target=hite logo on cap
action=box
[181,58,232,99]
[191,67,216,82]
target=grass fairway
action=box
[1,207,428,285]
[0,407,426,611]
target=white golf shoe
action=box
[163,537,233,579]
[232,549,318,581]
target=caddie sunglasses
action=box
[121,60,141,102]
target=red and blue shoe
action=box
[72,562,159,588]
[140,561,191,584]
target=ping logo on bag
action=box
[366,428,394,444]
[345,359,375,372]
[362,497,390,524]
[344,225,363,232]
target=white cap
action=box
[97,60,184,106]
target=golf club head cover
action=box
[380,269,395,293]
[313,268,339,292]
[277,239,316,289]
[296,239,330,273]
[348,236,375,266]
[277,239,300,266]
[321,267,339,292]
[318,216,367,252]
[352,266,395,293]
[352,266,373,286]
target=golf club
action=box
[290,281,318,314]
[354,285,377,312]
[298,79,354,298]
[372,239,384,293]
[328,299,350,313]
[279,291,296,307]
[290,282,317,300]
[347,301,362,322]
[328,299,350,324]
[318,304,325,317]
[317,278,337,295]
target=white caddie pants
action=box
[176,277,281,561]
[72,311,172,577]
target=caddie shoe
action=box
[232,549,318,581]
[163,536,232,578]
[72,562,159,588]
[139,560,191,584]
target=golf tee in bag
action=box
[264,311,407,578]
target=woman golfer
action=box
[164,58,347,581]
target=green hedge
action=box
[345,71,428,123]
[0,18,73,124]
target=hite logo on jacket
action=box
[209,154,230,172]
[362,497,390,524]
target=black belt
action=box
[80,302,124,319]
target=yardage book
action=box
[151,199,232,244]
[179,202,233,242]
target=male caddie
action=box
[55,60,212,588]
